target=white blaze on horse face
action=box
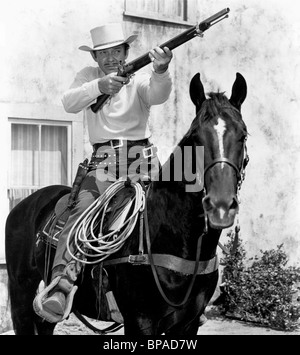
[219,207,226,220]
[213,117,227,164]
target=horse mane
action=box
[197,91,243,123]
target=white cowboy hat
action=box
[79,23,138,52]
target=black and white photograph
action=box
[0,0,299,338]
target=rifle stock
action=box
[91,8,230,113]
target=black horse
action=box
[5,72,248,335]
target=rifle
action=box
[91,8,230,113]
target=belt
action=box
[93,139,156,159]
[93,138,150,151]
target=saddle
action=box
[38,185,135,249]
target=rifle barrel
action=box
[202,7,230,26]
[125,26,196,75]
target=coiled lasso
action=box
[66,178,146,264]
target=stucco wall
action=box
[132,0,300,266]
[128,0,300,265]
[0,266,13,333]
[190,0,300,265]
[1,0,299,267]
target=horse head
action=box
[189,73,249,229]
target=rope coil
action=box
[66,178,145,265]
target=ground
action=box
[2,306,299,335]
[52,306,300,336]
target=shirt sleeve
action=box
[137,69,172,107]
[61,67,102,114]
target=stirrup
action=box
[33,276,78,323]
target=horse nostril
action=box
[202,196,215,212]
[229,198,239,211]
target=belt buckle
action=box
[143,146,154,159]
[111,139,123,149]
[128,254,148,265]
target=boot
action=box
[41,261,81,320]
[42,290,66,317]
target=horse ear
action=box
[229,73,247,111]
[189,73,206,114]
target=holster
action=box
[67,158,89,209]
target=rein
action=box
[138,141,249,307]
[143,199,209,308]
[103,189,219,308]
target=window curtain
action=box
[40,125,68,186]
[9,123,68,209]
[11,124,39,187]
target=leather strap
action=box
[103,253,218,276]
[93,138,150,151]
[73,310,123,334]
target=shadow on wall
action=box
[0,265,13,333]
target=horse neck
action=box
[150,149,218,259]
[147,180,219,260]
[148,136,221,260]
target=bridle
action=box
[204,157,241,181]
[201,137,249,256]
[203,137,249,197]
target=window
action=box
[8,120,71,210]
[124,0,197,25]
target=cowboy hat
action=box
[79,23,138,52]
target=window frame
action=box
[123,0,196,26]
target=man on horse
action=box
[37,22,173,322]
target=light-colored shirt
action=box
[61,66,172,145]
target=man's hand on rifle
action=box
[149,46,173,74]
[98,73,129,96]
